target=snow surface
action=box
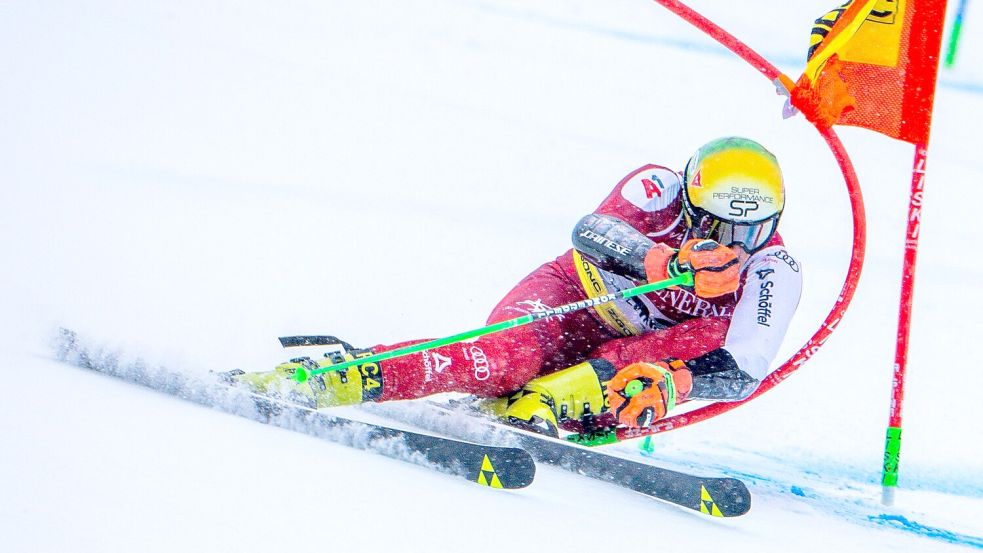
[2,0,982,551]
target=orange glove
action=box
[643,240,739,298]
[606,360,692,428]
[677,239,740,298]
[643,243,679,285]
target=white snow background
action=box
[2,0,982,551]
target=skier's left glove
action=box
[606,360,692,428]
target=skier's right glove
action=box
[643,243,682,288]
[606,360,692,428]
[643,239,739,298]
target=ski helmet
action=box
[682,137,785,254]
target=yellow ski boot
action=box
[226,349,383,409]
[480,359,616,437]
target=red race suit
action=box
[374,165,802,402]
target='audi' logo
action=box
[470,345,490,381]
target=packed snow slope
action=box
[2,1,982,551]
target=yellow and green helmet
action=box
[682,137,785,253]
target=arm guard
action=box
[685,348,760,401]
[571,213,654,281]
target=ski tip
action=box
[700,479,751,517]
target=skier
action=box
[234,136,802,436]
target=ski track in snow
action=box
[636,446,983,549]
[51,329,474,482]
[52,328,983,550]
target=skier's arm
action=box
[571,164,686,279]
[683,247,803,401]
[571,213,653,281]
[573,213,742,299]
[682,349,761,401]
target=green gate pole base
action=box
[880,426,902,506]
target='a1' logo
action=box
[641,175,663,199]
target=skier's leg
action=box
[478,358,617,436]
[232,259,614,407]
[228,346,383,408]
[588,317,729,367]
[375,260,614,400]
[484,317,729,435]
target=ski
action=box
[366,401,751,517]
[53,329,535,490]
[275,334,750,516]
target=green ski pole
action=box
[292,272,694,383]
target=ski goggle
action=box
[685,210,779,254]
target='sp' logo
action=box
[729,200,759,217]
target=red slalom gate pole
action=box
[627,0,867,439]
[881,144,930,506]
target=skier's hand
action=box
[606,361,692,428]
[677,239,740,298]
[643,243,682,286]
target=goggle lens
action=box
[689,213,777,253]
